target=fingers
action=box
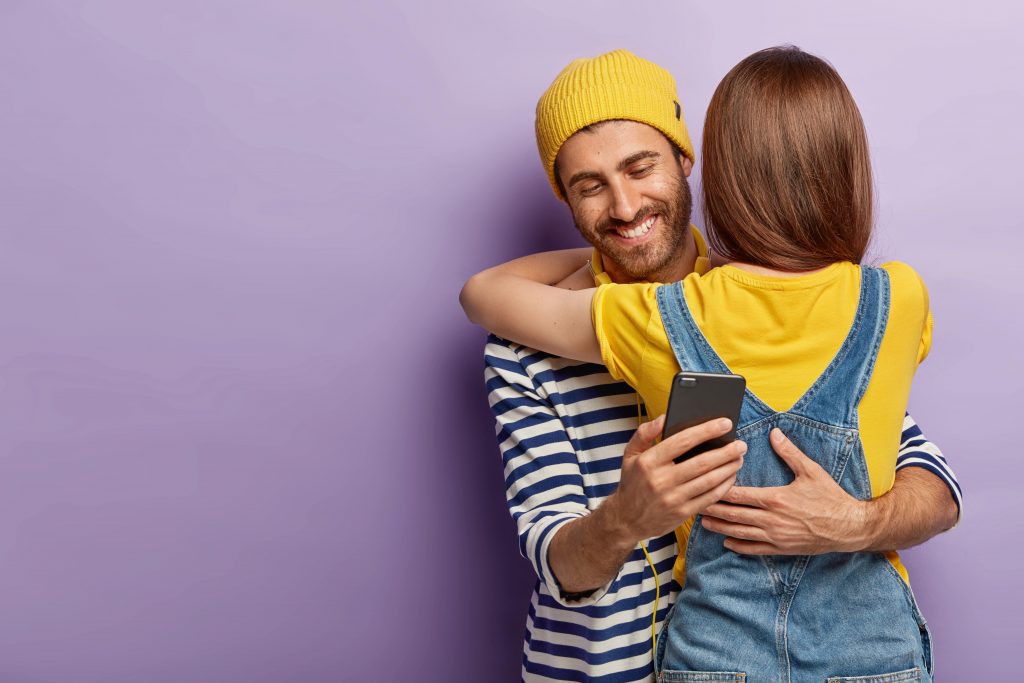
[719,485,773,509]
[645,414,667,440]
[722,539,780,555]
[623,415,665,458]
[700,516,769,543]
[770,428,813,477]
[702,502,771,527]
[684,469,740,517]
[670,439,747,488]
[674,452,744,504]
[656,417,734,465]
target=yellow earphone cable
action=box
[635,393,661,661]
[640,540,660,657]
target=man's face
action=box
[556,120,693,282]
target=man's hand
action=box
[606,415,748,542]
[548,415,746,594]
[700,428,868,555]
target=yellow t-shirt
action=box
[592,261,932,585]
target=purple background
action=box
[0,1,1020,680]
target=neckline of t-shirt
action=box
[716,261,849,290]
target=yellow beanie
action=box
[535,49,694,201]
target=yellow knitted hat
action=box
[535,49,694,201]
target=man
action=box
[484,50,961,682]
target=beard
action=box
[573,173,693,281]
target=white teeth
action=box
[616,216,656,239]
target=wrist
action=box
[843,498,877,552]
[596,493,642,553]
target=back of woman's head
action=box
[702,46,873,271]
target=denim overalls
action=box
[653,267,934,683]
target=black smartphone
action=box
[661,371,746,463]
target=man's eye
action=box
[630,166,654,177]
[580,184,603,196]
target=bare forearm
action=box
[460,248,591,325]
[547,498,637,595]
[459,249,601,363]
[854,467,958,552]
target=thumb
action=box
[770,428,813,477]
[624,415,665,458]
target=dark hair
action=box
[554,121,684,199]
[702,46,873,270]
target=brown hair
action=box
[702,46,873,271]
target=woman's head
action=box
[702,46,873,271]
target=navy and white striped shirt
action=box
[485,335,961,683]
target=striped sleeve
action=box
[895,412,962,521]
[485,336,619,607]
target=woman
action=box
[461,47,934,682]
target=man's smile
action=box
[609,213,658,242]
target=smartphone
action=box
[662,371,746,463]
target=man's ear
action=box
[682,156,693,177]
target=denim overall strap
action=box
[787,266,891,429]
[655,282,774,427]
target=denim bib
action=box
[653,267,933,683]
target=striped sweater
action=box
[485,335,961,683]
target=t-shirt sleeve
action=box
[591,282,659,390]
[883,262,932,365]
[917,276,933,364]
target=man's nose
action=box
[607,180,641,224]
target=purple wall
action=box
[0,1,1020,680]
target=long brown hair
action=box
[702,46,873,271]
